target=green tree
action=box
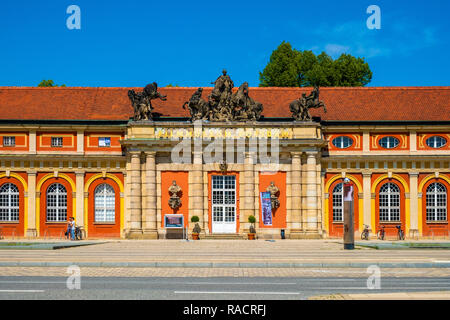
[259,41,300,87]
[38,80,66,87]
[259,42,372,87]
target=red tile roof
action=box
[0,87,449,122]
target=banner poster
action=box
[260,192,273,226]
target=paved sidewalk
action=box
[310,291,450,300]
[1,266,450,277]
[0,240,449,268]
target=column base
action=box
[142,229,159,239]
[125,229,143,239]
[26,229,37,238]
[289,230,323,239]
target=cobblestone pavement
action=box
[1,240,450,264]
[1,267,450,277]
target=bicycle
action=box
[377,225,386,240]
[361,224,370,240]
[396,225,405,241]
[74,226,85,240]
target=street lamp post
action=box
[343,178,355,250]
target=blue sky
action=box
[0,0,448,87]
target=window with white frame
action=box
[51,137,63,147]
[98,137,111,147]
[3,136,15,147]
[379,183,400,222]
[94,184,115,222]
[46,183,67,222]
[426,183,447,221]
[0,183,19,221]
[426,136,447,149]
[332,183,343,222]
[332,136,353,149]
[379,136,400,149]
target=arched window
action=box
[95,184,115,222]
[332,136,353,149]
[426,183,447,221]
[0,183,19,222]
[379,136,400,149]
[379,183,400,222]
[46,183,67,222]
[332,183,343,222]
[426,136,447,149]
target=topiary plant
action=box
[191,216,201,234]
[248,215,256,234]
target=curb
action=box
[0,262,449,268]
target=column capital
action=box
[362,171,372,178]
[27,171,37,176]
[291,152,302,158]
[144,151,156,158]
[75,170,85,176]
[129,151,142,157]
[409,171,419,177]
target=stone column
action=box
[76,130,84,154]
[189,151,203,233]
[305,152,319,236]
[127,151,143,238]
[289,152,302,238]
[75,171,85,228]
[409,172,419,236]
[240,152,255,234]
[142,152,158,239]
[26,171,37,237]
[29,130,36,154]
[362,171,372,232]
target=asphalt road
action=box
[0,276,449,300]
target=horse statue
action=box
[128,82,167,121]
[231,82,263,121]
[290,86,326,121]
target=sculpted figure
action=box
[266,182,280,210]
[168,180,182,210]
[290,86,326,121]
[231,82,263,121]
[181,71,264,122]
[128,82,167,121]
[183,88,209,121]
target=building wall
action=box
[0,122,449,240]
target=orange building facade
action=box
[0,86,449,239]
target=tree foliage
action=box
[259,42,372,87]
[38,80,66,87]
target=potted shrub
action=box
[248,215,256,240]
[191,215,201,240]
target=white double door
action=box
[211,175,236,234]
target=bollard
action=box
[343,178,355,250]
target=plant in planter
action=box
[191,215,201,240]
[248,215,256,240]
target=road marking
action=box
[174,291,300,295]
[0,290,45,293]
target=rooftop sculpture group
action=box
[183,70,263,122]
[128,72,327,122]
